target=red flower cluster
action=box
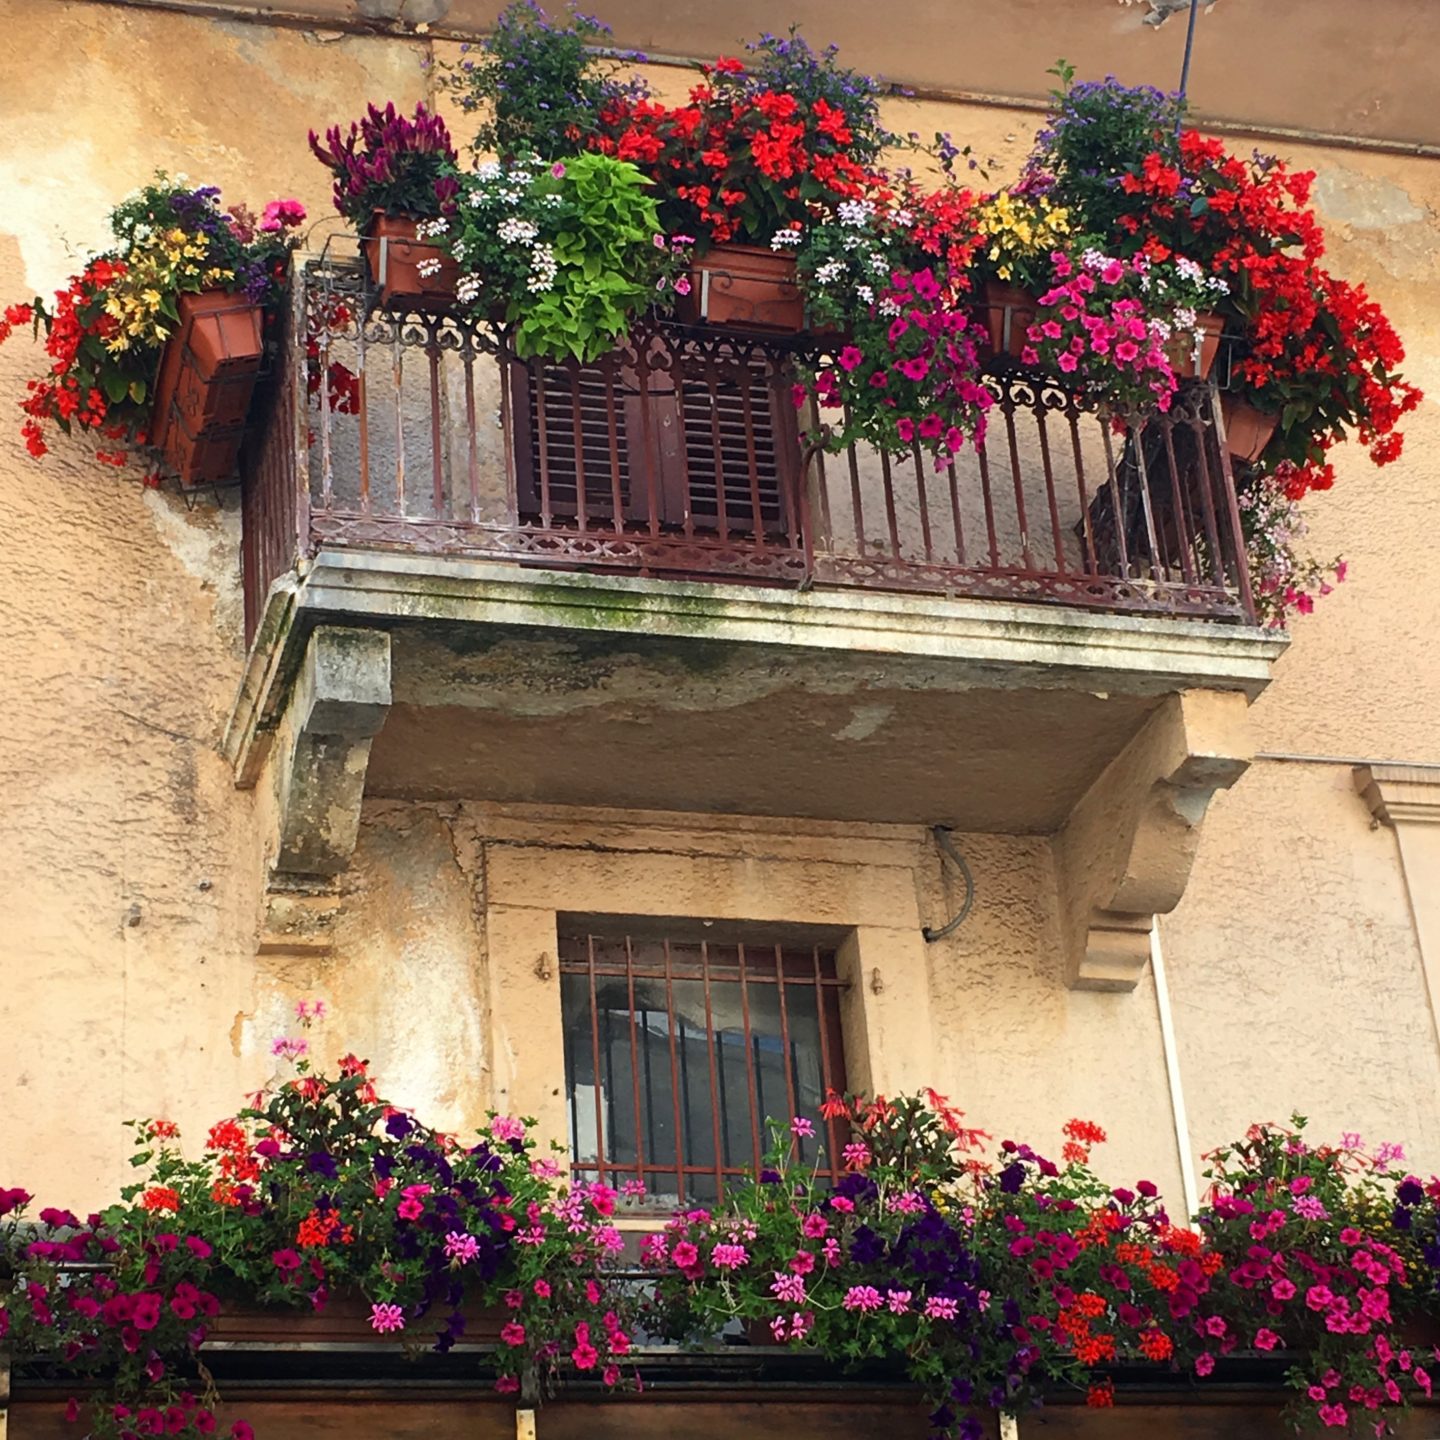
[0,261,147,463]
[1117,131,1421,494]
[591,62,888,246]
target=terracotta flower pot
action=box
[982,281,1040,358]
[150,290,266,486]
[676,244,804,333]
[1165,312,1225,381]
[364,210,459,311]
[1220,392,1279,463]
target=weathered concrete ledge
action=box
[225,550,1286,788]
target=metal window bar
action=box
[560,931,849,1204]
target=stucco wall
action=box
[2,0,1439,1213]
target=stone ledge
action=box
[226,552,1284,789]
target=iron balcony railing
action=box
[240,256,1257,643]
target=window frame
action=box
[558,923,851,1205]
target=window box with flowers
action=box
[589,33,903,336]
[5,1020,1440,1440]
[310,102,461,311]
[0,176,304,486]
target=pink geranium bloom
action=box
[370,1303,405,1334]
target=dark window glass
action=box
[560,931,848,1205]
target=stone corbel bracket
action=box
[1054,689,1253,990]
[258,625,391,952]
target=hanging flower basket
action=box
[676,244,805,333]
[981,281,1040,358]
[150,290,265,486]
[1220,392,1279,463]
[1165,312,1225,381]
[364,211,460,310]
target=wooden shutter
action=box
[510,353,640,525]
[675,350,794,538]
[511,338,798,540]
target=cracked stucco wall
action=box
[2,0,1440,1209]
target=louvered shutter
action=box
[511,338,798,540]
[674,350,793,538]
[510,352,640,524]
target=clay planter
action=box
[364,211,460,311]
[150,290,266,486]
[1220,392,1280,463]
[982,281,1040,358]
[209,1294,507,1347]
[676,244,804,333]
[1165,312,1225,381]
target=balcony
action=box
[241,257,1258,643]
[229,256,1283,988]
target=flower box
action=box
[150,290,266,486]
[207,1294,507,1347]
[1220,392,1279,463]
[1165,313,1225,381]
[981,281,1039,358]
[676,244,804,333]
[364,211,460,311]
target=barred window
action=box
[560,926,849,1204]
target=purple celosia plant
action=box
[308,102,458,226]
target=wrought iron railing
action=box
[239,256,1256,643]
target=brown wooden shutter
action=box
[510,352,639,525]
[675,348,795,539]
[511,337,799,541]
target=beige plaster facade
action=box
[3,0,1440,1228]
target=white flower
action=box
[1175,256,1203,283]
[498,217,539,246]
[879,298,901,317]
[457,274,484,304]
[527,241,557,292]
[770,227,802,250]
[476,161,502,181]
[815,259,845,285]
[836,199,873,228]
[415,217,448,240]
[856,284,874,304]
[868,254,889,275]
[416,257,443,278]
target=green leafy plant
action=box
[432,152,687,361]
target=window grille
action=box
[559,928,849,1204]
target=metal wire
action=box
[921,825,976,942]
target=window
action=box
[560,926,849,1204]
[509,334,799,539]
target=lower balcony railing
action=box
[240,257,1256,643]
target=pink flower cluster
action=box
[1022,251,1177,413]
[800,267,993,469]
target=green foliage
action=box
[436,152,685,363]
